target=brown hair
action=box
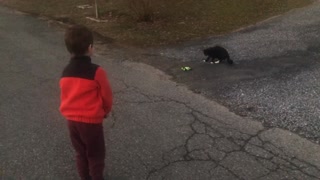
[64,25,93,55]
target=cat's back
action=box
[213,45,227,52]
[213,46,228,57]
[207,46,222,54]
[204,45,229,57]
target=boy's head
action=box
[64,25,94,56]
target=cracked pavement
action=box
[1,4,320,180]
[145,1,320,143]
[105,61,320,180]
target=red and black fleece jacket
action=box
[59,56,112,124]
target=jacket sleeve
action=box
[95,67,113,115]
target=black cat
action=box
[203,46,233,65]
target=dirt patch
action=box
[0,0,313,46]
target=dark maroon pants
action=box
[68,120,105,180]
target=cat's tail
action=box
[227,58,234,65]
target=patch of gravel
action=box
[218,62,320,142]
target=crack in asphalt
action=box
[110,65,320,179]
[142,97,320,179]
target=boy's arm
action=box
[95,67,113,115]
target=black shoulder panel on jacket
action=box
[61,56,99,80]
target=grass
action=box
[0,0,313,46]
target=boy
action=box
[59,25,113,180]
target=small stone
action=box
[215,138,241,152]
[187,134,214,152]
[188,150,210,160]
[245,144,273,159]
[191,121,206,134]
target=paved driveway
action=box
[150,1,320,142]
[1,4,320,180]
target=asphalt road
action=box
[150,1,320,143]
[1,4,320,180]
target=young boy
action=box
[59,25,113,180]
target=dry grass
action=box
[1,0,313,46]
